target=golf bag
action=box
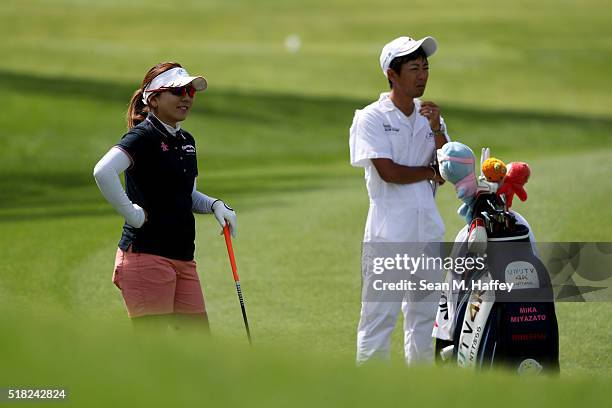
[435,192,560,374]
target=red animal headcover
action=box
[497,162,531,208]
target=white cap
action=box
[379,36,438,77]
[142,67,207,105]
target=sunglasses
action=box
[166,85,196,98]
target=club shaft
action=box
[235,281,252,344]
[223,225,252,345]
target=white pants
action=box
[356,239,443,365]
[356,294,439,364]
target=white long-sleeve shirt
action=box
[93,147,217,227]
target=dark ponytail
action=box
[126,61,183,129]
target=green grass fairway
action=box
[1,0,611,406]
[1,309,610,408]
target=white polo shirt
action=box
[349,92,450,242]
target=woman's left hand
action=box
[213,200,237,238]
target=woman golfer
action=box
[93,62,237,329]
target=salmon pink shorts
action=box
[112,247,206,318]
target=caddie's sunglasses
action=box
[166,85,196,98]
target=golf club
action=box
[223,224,252,345]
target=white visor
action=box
[142,67,207,105]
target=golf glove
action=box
[212,200,237,238]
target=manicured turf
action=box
[1,308,610,408]
[1,0,611,406]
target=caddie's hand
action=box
[419,101,442,131]
[433,172,446,184]
[212,200,237,238]
[428,165,446,184]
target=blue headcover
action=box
[437,142,478,223]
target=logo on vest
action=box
[161,142,169,152]
[182,144,196,154]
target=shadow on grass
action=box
[3,69,612,127]
[0,169,354,222]
[1,69,612,221]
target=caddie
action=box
[349,35,450,364]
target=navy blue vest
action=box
[116,115,198,261]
